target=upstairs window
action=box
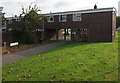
[73,13,81,21]
[59,14,66,22]
[40,17,43,20]
[48,16,54,22]
[8,20,12,24]
[16,19,20,21]
[113,12,115,21]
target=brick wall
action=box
[44,11,115,42]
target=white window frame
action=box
[8,19,12,24]
[59,14,67,22]
[73,13,81,21]
[17,19,20,21]
[40,17,43,20]
[112,30,114,36]
[113,12,114,21]
[47,15,54,22]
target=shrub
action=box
[12,30,40,44]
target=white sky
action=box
[0,0,120,17]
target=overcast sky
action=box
[0,0,120,17]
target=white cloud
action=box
[54,1,69,8]
[0,0,119,17]
[0,0,34,2]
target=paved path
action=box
[2,41,68,65]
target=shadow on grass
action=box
[39,40,115,55]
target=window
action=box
[59,14,66,22]
[40,17,44,20]
[15,19,20,21]
[73,13,81,21]
[113,12,114,21]
[17,19,20,21]
[48,16,54,22]
[8,20,12,24]
[112,30,114,36]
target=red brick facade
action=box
[3,7,116,42]
[44,8,116,42]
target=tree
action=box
[14,5,44,44]
[116,16,120,29]
[17,5,44,31]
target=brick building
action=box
[0,7,3,31]
[3,6,117,42]
[2,16,19,31]
[44,6,116,42]
[0,7,3,47]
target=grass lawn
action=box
[2,33,118,81]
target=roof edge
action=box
[43,7,116,16]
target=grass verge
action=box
[2,33,118,81]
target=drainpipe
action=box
[42,17,44,40]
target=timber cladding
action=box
[44,10,116,42]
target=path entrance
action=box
[45,28,71,41]
[45,28,88,42]
[2,41,68,65]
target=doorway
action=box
[58,29,71,41]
